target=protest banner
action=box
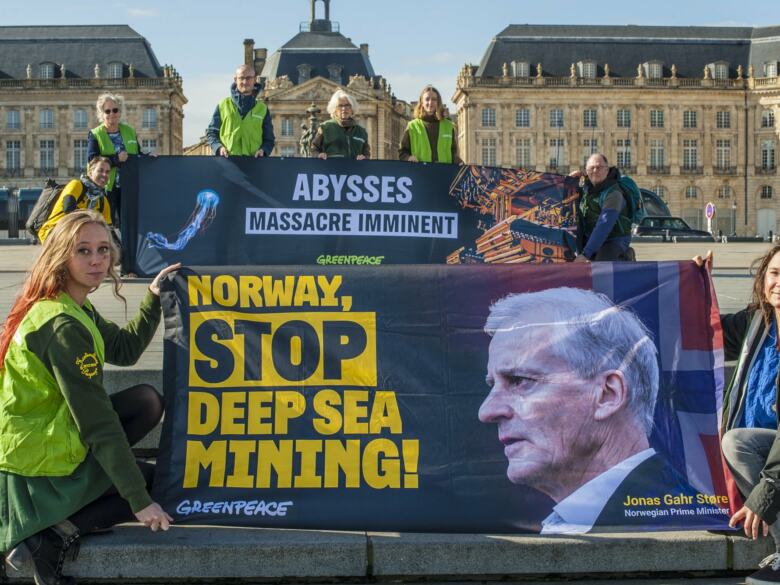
[122,157,578,275]
[152,261,732,533]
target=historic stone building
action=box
[453,25,780,236]
[0,25,186,192]
[243,0,411,159]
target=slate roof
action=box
[0,25,164,79]
[260,20,375,86]
[476,24,780,79]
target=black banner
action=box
[123,157,578,276]
[152,263,732,534]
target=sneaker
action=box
[747,552,780,584]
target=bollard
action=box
[722,235,728,244]
[7,190,18,239]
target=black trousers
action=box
[67,384,163,534]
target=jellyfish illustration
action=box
[146,189,220,251]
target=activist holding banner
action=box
[206,64,275,159]
[311,90,370,160]
[696,247,780,585]
[570,153,635,262]
[479,286,726,534]
[37,157,113,244]
[88,93,155,227]
[0,210,179,585]
[399,85,461,165]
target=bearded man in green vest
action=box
[206,64,275,158]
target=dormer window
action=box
[39,62,56,79]
[766,61,778,77]
[297,64,311,84]
[327,64,343,84]
[710,61,729,80]
[511,61,529,78]
[107,62,124,79]
[645,61,663,79]
[578,61,597,79]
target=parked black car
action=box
[632,216,715,239]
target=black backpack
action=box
[25,179,68,241]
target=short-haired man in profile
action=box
[478,287,718,533]
[571,153,634,262]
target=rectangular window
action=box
[481,108,496,127]
[767,63,778,77]
[141,139,157,154]
[716,111,731,129]
[6,110,20,130]
[647,63,663,79]
[616,109,631,128]
[39,139,55,172]
[713,63,728,80]
[281,118,294,137]
[516,138,532,168]
[649,140,665,169]
[583,109,597,128]
[683,139,698,169]
[481,138,497,166]
[715,139,731,169]
[650,109,664,128]
[73,109,88,130]
[581,62,596,79]
[762,140,776,170]
[763,110,775,128]
[616,139,632,168]
[582,139,597,166]
[6,141,21,171]
[107,62,123,79]
[512,61,529,77]
[142,108,158,129]
[683,110,698,129]
[515,108,530,128]
[39,109,54,129]
[548,138,566,168]
[73,140,88,169]
[549,109,564,128]
[280,146,297,157]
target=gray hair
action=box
[95,93,124,123]
[484,287,659,435]
[326,90,358,117]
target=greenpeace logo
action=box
[175,499,293,517]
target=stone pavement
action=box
[0,241,775,583]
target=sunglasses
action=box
[104,108,120,114]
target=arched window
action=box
[761,186,774,199]
[717,185,732,199]
[107,62,124,79]
[685,185,699,199]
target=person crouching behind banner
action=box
[399,85,461,165]
[38,157,114,245]
[311,90,370,160]
[696,246,780,585]
[0,210,179,585]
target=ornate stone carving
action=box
[502,62,509,78]
[636,64,644,79]
[703,65,711,80]
[94,63,101,79]
[603,63,610,78]
[671,64,677,79]
[26,64,32,79]
[536,63,543,78]
[570,63,576,78]
[737,64,743,80]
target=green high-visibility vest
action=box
[218,97,267,156]
[407,118,454,163]
[90,123,139,192]
[0,293,105,476]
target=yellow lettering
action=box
[187,391,219,435]
[275,391,306,434]
[188,275,212,306]
[324,439,361,488]
[370,391,402,434]
[220,391,246,435]
[312,389,343,435]
[226,440,255,488]
[239,276,263,308]
[294,440,323,488]
[318,275,341,307]
[344,390,369,434]
[362,438,400,489]
[183,440,226,488]
[293,276,319,306]
[213,275,238,306]
[257,439,293,488]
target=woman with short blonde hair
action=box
[311,90,369,160]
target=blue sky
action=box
[5,0,775,145]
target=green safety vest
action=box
[218,97,267,156]
[90,123,139,192]
[407,118,453,164]
[0,293,105,476]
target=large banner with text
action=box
[123,157,578,276]
[152,262,733,533]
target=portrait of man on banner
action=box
[478,286,729,534]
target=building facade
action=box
[453,25,780,236]
[242,0,411,159]
[0,25,186,192]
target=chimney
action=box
[360,43,369,56]
[243,39,255,66]
[254,48,268,75]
